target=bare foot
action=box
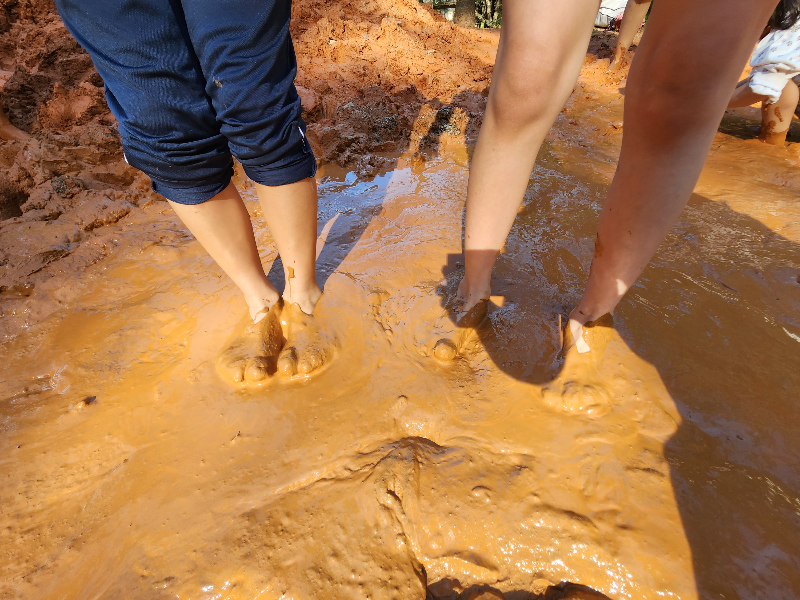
[608,46,626,73]
[276,299,338,379]
[540,313,614,417]
[215,301,285,386]
[426,282,490,363]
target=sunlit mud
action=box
[2,68,800,598]
[2,4,800,599]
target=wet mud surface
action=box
[2,3,800,600]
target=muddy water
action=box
[2,89,800,600]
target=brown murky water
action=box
[1,81,800,600]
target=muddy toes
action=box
[298,346,326,375]
[422,295,490,364]
[541,380,611,418]
[217,356,247,384]
[277,302,337,380]
[214,302,284,387]
[433,338,458,362]
[245,356,272,382]
[541,313,616,416]
[277,347,298,377]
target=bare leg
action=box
[255,177,336,378]
[609,0,651,72]
[423,0,599,361]
[255,177,321,314]
[169,183,279,320]
[759,80,799,145]
[459,0,600,307]
[568,0,777,350]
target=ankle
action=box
[244,289,281,322]
[569,300,607,326]
[283,284,322,315]
[457,277,491,302]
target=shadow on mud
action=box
[426,581,612,600]
[434,170,800,597]
[257,23,798,598]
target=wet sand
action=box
[2,4,800,600]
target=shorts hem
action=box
[242,152,317,188]
[150,175,232,205]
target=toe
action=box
[433,338,458,362]
[245,357,270,382]
[541,380,611,418]
[297,348,324,375]
[277,347,298,377]
[217,358,246,383]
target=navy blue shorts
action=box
[55,0,316,204]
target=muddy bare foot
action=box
[276,300,338,379]
[425,286,490,363]
[215,301,285,386]
[540,313,614,417]
[608,47,627,73]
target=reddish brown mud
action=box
[2,3,800,600]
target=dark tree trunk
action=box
[453,0,476,27]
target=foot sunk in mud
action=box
[216,299,337,386]
[276,300,338,379]
[540,314,615,417]
[215,301,285,386]
[427,291,490,363]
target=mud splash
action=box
[2,3,800,600]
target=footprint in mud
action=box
[276,300,339,379]
[427,291,490,363]
[215,301,285,386]
[540,314,615,418]
[371,283,520,424]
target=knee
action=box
[625,62,724,132]
[488,64,564,128]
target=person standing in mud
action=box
[608,0,652,72]
[432,0,798,361]
[54,0,335,384]
[727,1,800,146]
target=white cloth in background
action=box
[595,0,626,28]
[749,19,800,103]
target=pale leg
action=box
[255,177,321,314]
[169,183,279,321]
[609,0,651,72]
[759,80,799,145]
[255,177,336,378]
[459,0,601,309]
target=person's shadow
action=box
[435,153,800,598]
[266,84,800,597]
[264,16,799,598]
